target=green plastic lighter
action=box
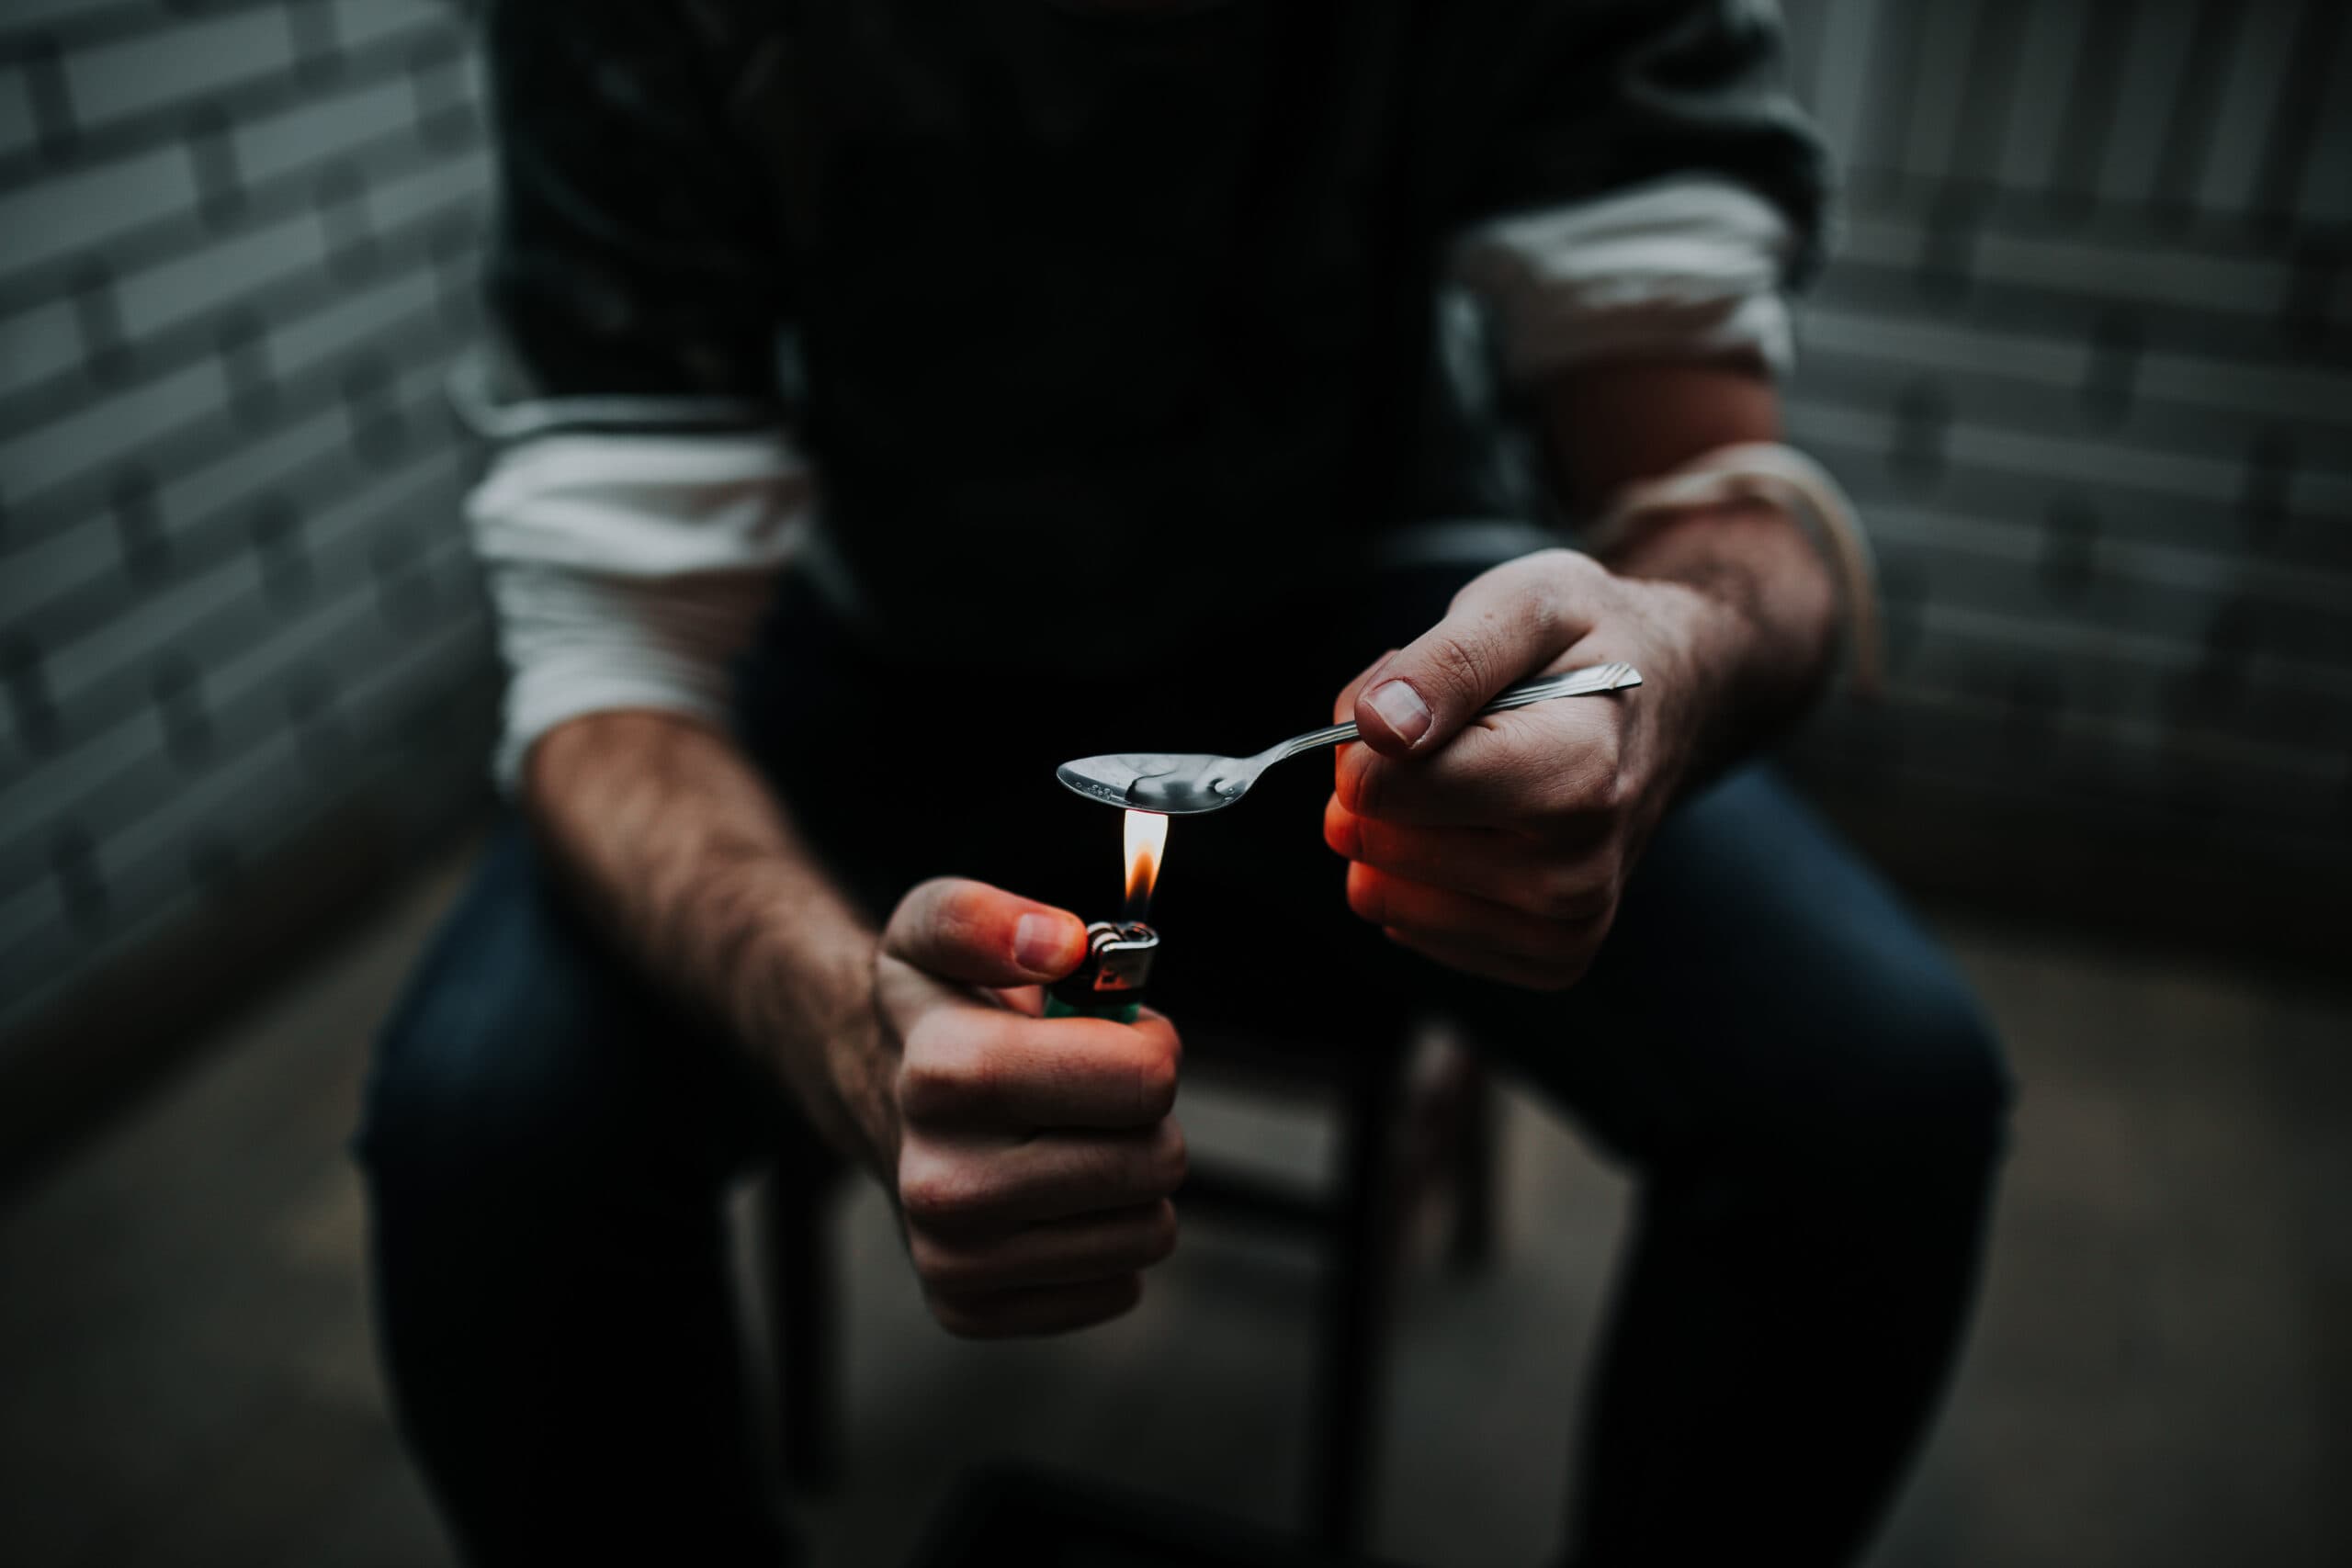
[1044,920,1159,1023]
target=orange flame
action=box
[1123,809,1169,919]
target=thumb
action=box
[881,877,1089,987]
[1352,552,1595,755]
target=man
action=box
[361,1,2010,1562]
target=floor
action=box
[1,852,2346,1568]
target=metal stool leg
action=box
[765,1171,840,1493]
[1449,1066,1499,1274]
[1308,1055,1402,1553]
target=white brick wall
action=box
[0,0,494,1042]
[65,9,300,130]
[1777,0,2352,874]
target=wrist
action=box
[1604,501,1837,757]
[1620,574,1746,795]
[1602,498,1839,678]
[730,888,897,1173]
[822,958,901,1178]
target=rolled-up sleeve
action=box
[466,0,800,793]
[1444,0,1831,384]
[468,432,812,789]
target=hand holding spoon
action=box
[1056,661,1642,816]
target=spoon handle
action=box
[1274,661,1643,761]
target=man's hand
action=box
[526,716,1183,1339]
[866,878,1186,1338]
[1325,519,1832,991]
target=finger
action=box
[1352,549,1603,755]
[1346,863,1607,971]
[1324,796,1615,919]
[882,876,1089,987]
[897,1008,1182,1130]
[909,1200,1178,1294]
[899,1118,1188,1234]
[926,1273,1145,1339]
[993,985,1046,1018]
[1334,697,1624,829]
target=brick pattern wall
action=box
[1777,0,2352,881]
[1,1,2346,1047]
[0,0,493,1044]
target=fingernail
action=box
[1015,912,1073,974]
[1365,680,1432,746]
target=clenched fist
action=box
[1325,547,1729,991]
[869,877,1186,1337]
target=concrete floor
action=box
[2,852,2346,1567]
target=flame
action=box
[1123,809,1169,919]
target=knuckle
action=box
[1149,1120,1190,1195]
[899,1008,947,1059]
[1422,628,1494,703]
[1541,764,1624,832]
[903,876,967,932]
[1517,568,1566,647]
[906,1231,969,1291]
[926,1292,993,1339]
[1135,1043,1180,1122]
[1593,761,1632,818]
[898,1147,986,1226]
[1547,547,1606,586]
[1531,795,1590,842]
[930,883,995,953]
[1533,863,1606,922]
[896,1021,989,1122]
[908,874,961,906]
[1322,796,1361,858]
[1587,731,1628,795]
[893,1054,954,1123]
[1336,747,1382,818]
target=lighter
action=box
[1044,920,1159,1022]
[1045,809,1168,1023]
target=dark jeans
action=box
[359,565,2011,1566]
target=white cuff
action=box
[1451,175,1799,383]
[465,431,815,791]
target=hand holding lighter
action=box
[1056,660,1642,814]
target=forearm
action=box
[524,711,891,1167]
[1543,359,1838,779]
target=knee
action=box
[1743,969,2013,1182]
[1820,976,2011,1172]
[357,971,603,1213]
[356,843,662,1213]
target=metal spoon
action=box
[1056,661,1642,815]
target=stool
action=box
[760,1021,1500,1559]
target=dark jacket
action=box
[479,0,1827,658]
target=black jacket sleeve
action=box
[481,0,790,406]
[1448,0,1832,281]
